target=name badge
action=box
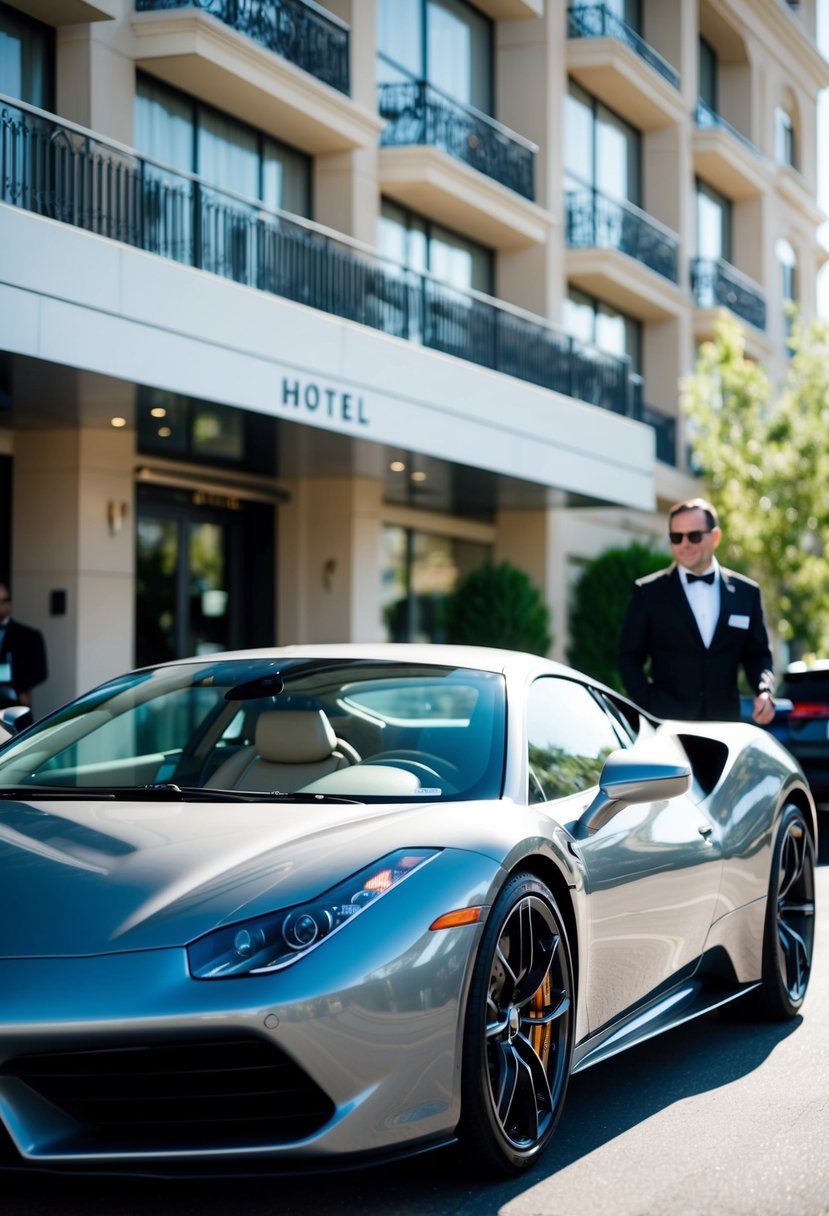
[0,662,11,684]
[728,614,750,630]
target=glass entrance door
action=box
[136,488,274,668]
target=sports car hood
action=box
[0,796,478,958]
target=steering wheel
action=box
[362,750,461,792]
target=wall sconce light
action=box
[322,557,337,590]
[107,500,129,536]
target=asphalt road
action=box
[6,832,829,1216]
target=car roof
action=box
[149,643,583,684]
[786,659,829,674]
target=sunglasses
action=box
[669,530,712,545]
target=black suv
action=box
[770,661,829,813]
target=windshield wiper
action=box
[0,783,362,804]
[0,786,117,799]
[135,783,362,804]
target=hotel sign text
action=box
[280,377,370,429]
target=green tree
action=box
[568,542,667,689]
[680,311,829,654]
[442,560,552,655]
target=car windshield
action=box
[0,658,507,802]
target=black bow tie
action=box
[686,571,715,585]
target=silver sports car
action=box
[0,644,816,1175]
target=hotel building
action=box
[1,0,826,713]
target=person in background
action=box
[617,498,776,724]
[0,581,48,712]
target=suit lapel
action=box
[711,568,738,644]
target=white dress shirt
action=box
[679,560,720,648]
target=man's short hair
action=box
[669,497,718,531]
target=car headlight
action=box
[188,848,438,979]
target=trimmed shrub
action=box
[568,542,667,689]
[442,560,552,656]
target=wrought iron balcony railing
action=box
[566,186,679,284]
[630,377,677,466]
[567,4,680,91]
[0,97,644,423]
[134,0,350,96]
[377,80,536,201]
[690,256,767,331]
[694,101,760,158]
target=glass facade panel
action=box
[564,289,641,373]
[262,139,312,215]
[198,108,259,200]
[134,76,194,173]
[775,107,796,168]
[698,36,717,110]
[696,179,731,262]
[0,3,53,109]
[134,75,311,218]
[377,0,492,113]
[379,199,493,294]
[565,81,641,205]
[564,84,594,189]
[428,0,491,110]
[377,0,422,81]
[381,526,492,643]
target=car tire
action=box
[747,803,816,1020]
[458,872,574,1175]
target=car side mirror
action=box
[0,705,33,736]
[576,748,691,837]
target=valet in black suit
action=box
[618,499,776,723]
[0,583,48,710]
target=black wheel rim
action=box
[485,894,572,1153]
[776,818,815,1003]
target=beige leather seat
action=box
[206,709,355,792]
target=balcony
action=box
[691,257,766,332]
[693,101,769,200]
[378,81,534,200]
[0,97,639,423]
[377,81,546,249]
[566,3,683,130]
[132,1,380,154]
[566,187,684,320]
[135,0,349,93]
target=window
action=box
[0,1,54,109]
[381,525,492,643]
[776,237,797,351]
[609,0,642,27]
[527,678,621,803]
[377,0,493,113]
[696,179,731,262]
[137,387,276,474]
[379,198,493,294]
[134,74,311,217]
[775,106,797,169]
[698,36,717,111]
[565,81,641,206]
[563,288,641,373]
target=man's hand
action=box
[752,690,775,725]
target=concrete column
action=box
[12,423,134,716]
[315,0,380,245]
[56,10,136,144]
[496,5,561,320]
[278,475,383,644]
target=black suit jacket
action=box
[617,564,774,721]
[0,618,48,700]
